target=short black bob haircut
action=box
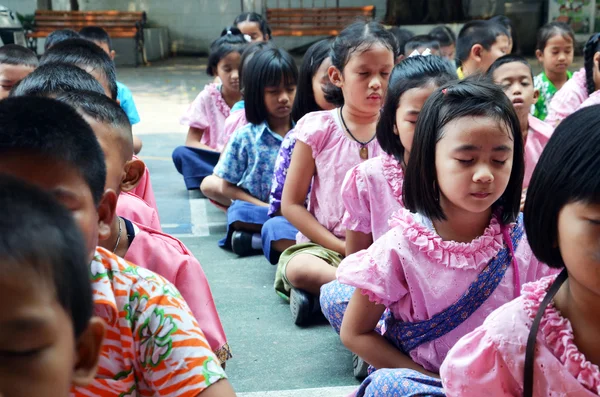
[404,34,441,54]
[325,21,398,107]
[0,44,39,68]
[10,62,105,98]
[291,38,332,123]
[524,105,600,268]
[403,78,524,225]
[40,38,118,100]
[79,26,113,50]
[456,20,509,63]
[535,21,575,53]
[377,55,456,166]
[233,12,272,40]
[206,27,248,77]
[486,54,533,80]
[0,96,107,206]
[243,47,298,125]
[44,28,80,52]
[429,25,456,48]
[0,174,93,338]
[239,41,274,88]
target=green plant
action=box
[17,13,35,30]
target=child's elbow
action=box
[339,324,356,351]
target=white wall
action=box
[0,0,36,15]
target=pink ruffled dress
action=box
[341,153,404,241]
[546,68,600,127]
[180,83,231,151]
[336,208,557,372]
[294,109,382,243]
[441,275,600,396]
[524,115,554,188]
[222,108,247,149]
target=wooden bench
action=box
[266,5,376,37]
[27,10,147,65]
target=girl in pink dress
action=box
[273,21,398,326]
[546,33,600,127]
[173,28,247,190]
[337,80,556,396]
[441,105,600,397]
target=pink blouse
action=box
[222,109,247,148]
[294,109,382,243]
[180,83,231,151]
[336,208,556,372]
[441,275,600,396]
[125,221,231,362]
[524,115,554,188]
[341,153,404,241]
[116,192,162,232]
[546,68,589,127]
[130,155,158,213]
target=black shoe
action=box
[231,231,255,256]
[352,353,369,379]
[290,288,314,326]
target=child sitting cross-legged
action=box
[0,175,105,396]
[0,96,236,396]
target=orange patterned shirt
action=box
[72,247,227,396]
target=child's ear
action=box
[71,317,106,387]
[97,189,118,242]
[471,44,484,62]
[395,54,405,64]
[120,158,145,193]
[535,49,543,63]
[110,50,116,61]
[533,87,540,102]
[594,51,600,67]
[328,64,344,88]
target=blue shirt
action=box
[231,100,245,113]
[213,121,284,202]
[117,81,140,125]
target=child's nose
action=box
[473,165,494,183]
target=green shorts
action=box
[274,242,344,301]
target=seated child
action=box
[490,15,517,54]
[40,38,161,229]
[174,29,247,190]
[274,22,396,325]
[0,175,105,396]
[262,39,335,265]
[233,12,271,42]
[0,96,236,396]
[456,20,510,78]
[404,34,440,56]
[43,28,79,52]
[441,104,600,397]
[487,55,554,190]
[0,44,38,99]
[55,89,231,362]
[78,26,143,153]
[429,25,456,63]
[533,22,575,120]
[389,27,414,63]
[202,47,298,256]
[546,33,600,126]
[337,80,555,396]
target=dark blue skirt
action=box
[261,216,298,264]
[218,200,270,249]
[172,146,220,190]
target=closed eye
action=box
[457,159,474,164]
[493,159,508,165]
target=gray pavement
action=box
[118,57,360,395]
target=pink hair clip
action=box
[442,88,448,95]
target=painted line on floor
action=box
[189,191,210,236]
[237,386,357,397]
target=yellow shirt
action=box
[457,66,465,80]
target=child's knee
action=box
[200,175,220,198]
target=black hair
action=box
[456,20,510,63]
[0,175,93,338]
[325,21,398,106]
[243,47,298,125]
[233,12,272,40]
[429,26,456,48]
[10,62,105,98]
[490,15,518,53]
[377,56,457,165]
[403,78,523,224]
[79,26,113,51]
[0,96,106,206]
[404,34,441,54]
[486,54,533,80]
[524,105,600,268]
[239,41,274,88]
[54,90,133,159]
[583,33,600,95]
[389,27,414,57]
[44,29,80,52]
[291,39,332,122]
[206,27,248,77]
[536,22,575,53]
[0,44,39,68]
[40,38,118,99]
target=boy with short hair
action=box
[0,44,38,99]
[0,96,236,397]
[55,89,231,362]
[0,175,105,396]
[487,54,554,192]
[456,20,511,78]
[44,28,79,52]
